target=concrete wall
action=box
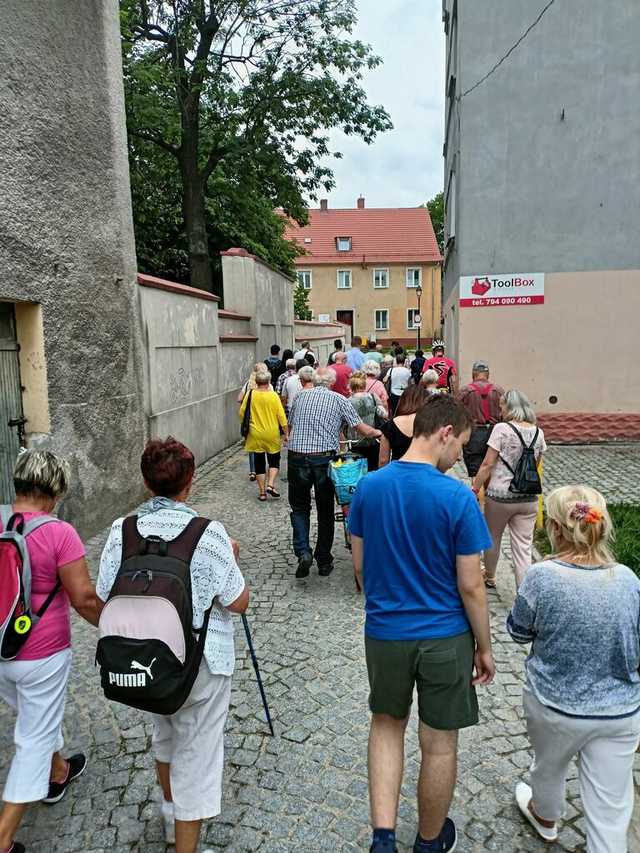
[0,0,146,536]
[296,263,441,345]
[294,320,351,367]
[444,0,640,302]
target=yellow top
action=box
[239,389,287,454]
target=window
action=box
[407,309,421,330]
[406,267,422,288]
[374,309,389,331]
[337,270,352,289]
[297,270,312,290]
[373,268,389,289]
[336,236,352,252]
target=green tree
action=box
[425,191,444,253]
[120,1,392,292]
[293,282,312,321]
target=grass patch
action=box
[535,504,640,576]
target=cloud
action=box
[321,0,445,209]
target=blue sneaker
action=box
[413,818,457,852]
[370,841,397,853]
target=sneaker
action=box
[42,754,87,804]
[370,841,397,853]
[7,843,26,853]
[160,798,175,844]
[318,562,334,577]
[413,818,457,852]
[295,552,313,578]
[515,782,558,843]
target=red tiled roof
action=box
[285,206,442,265]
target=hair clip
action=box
[570,502,603,524]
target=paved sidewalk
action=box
[1,444,638,851]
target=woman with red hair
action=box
[96,437,249,853]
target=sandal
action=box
[266,486,280,499]
[249,473,257,481]
[258,493,267,502]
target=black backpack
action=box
[96,515,212,715]
[500,423,542,495]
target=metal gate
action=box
[0,304,24,502]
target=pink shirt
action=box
[365,377,389,409]
[1,511,85,661]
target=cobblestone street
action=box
[1,443,639,852]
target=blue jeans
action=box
[287,453,335,565]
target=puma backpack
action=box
[96,515,212,715]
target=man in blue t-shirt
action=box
[349,395,495,853]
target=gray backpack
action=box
[0,506,61,661]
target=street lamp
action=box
[415,284,423,351]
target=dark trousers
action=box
[462,425,492,477]
[253,451,281,475]
[287,453,335,565]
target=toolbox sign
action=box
[460,274,545,308]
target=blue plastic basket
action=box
[329,455,368,506]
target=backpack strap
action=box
[167,517,211,563]
[23,515,60,536]
[469,382,494,424]
[0,505,12,528]
[121,515,145,560]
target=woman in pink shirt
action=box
[363,360,389,417]
[0,451,97,853]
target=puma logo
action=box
[130,658,156,681]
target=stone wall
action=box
[0,0,146,537]
[294,320,352,366]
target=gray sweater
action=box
[508,558,640,717]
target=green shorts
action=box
[365,631,479,730]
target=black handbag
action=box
[240,390,253,439]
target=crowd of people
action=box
[0,336,638,853]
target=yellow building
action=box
[285,198,442,347]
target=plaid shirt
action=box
[288,386,361,453]
[275,369,295,396]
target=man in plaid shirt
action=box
[287,367,381,578]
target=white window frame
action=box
[406,267,422,288]
[407,308,421,330]
[374,309,389,332]
[373,268,389,289]
[297,270,312,290]
[337,269,352,289]
[336,236,352,252]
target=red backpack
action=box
[0,507,61,661]
[469,382,495,424]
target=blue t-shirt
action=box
[348,461,492,641]
[346,348,365,371]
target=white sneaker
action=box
[515,782,558,843]
[160,798,176,844]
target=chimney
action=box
[320,199,328,211]
[357,196,365,209]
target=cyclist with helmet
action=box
[422,339,458,393]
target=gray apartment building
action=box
[441,0,640,441]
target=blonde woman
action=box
[0,451,98,853]
[508,486,640,851]
[239,371,288,500]
[237,363,272,482]
[472,389,546,588]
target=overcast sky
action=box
[323,0,445,210]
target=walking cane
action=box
[241,614,275,736]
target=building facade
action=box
[442,0,640,440]
[286,199,442,348]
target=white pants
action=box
[152,664,231,821]
[0,648,71,803]
[524,688,640,853]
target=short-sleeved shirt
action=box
[422,356,457,388]
[365,377,388,409]
[288,386,361,453]
[97,509,245,676]
[346,348,366,371]
[348,461,492,640]
[275,368,295,397]
[0,511,85,661]
[365,351,384,365]
[388,366,411,396]
[283,374,303,407]
[330,363,353,397]
[486,422,547,500]
[239,389,287,453]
